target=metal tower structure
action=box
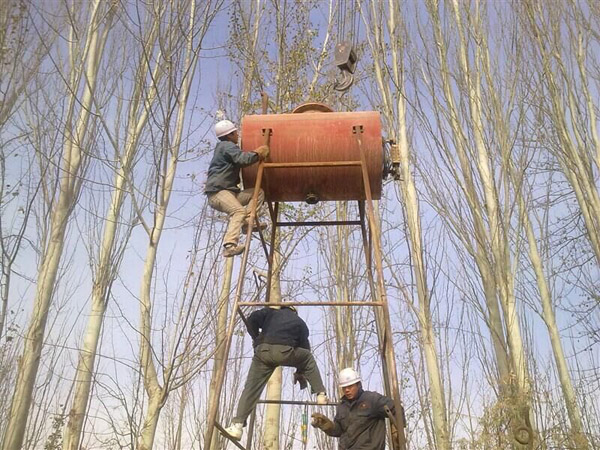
[204,111,407,450]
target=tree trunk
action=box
[334,202,355,370]
[1,3,112,448]
[263,251,283,449]
[136,2,199,447]
[138,393,165,450]
[206,257,234,450]
[63,21,161,446]
[516,181,589,448]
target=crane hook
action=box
[333,41,357,92]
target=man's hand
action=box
[293,371,308,390]
[254,145,270,160]
[311,413,334,433]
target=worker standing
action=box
[311,368,397,450]
[224,305,328,440]
[205,119,269,257]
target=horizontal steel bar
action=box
[276,220,362,227]
[239,301,383,307]
[257,399,338,406]
[263,161,361,168]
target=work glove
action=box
[293,371,308,390]
[311,413,335,433]
[254,145,270,160]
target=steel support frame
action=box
[354,126,407,449]
[204,130,407,450]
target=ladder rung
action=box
[264,161,362,168]
[276,220,361,227]
[239,301,383,307]
[258,399,337,406]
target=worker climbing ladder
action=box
[204,103,407,450]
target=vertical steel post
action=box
[358,199,392,397]
[354,126,407,450]
[246,407,257,449]
[265,202,279,304]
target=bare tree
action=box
[1,2,116,448]
[414,0,536,443]
[134,1,221,448]
[519,0,600,267]
[0,0,53,342]
[61,4,168,448]
[482,5,590,444]
[359,1,451,447]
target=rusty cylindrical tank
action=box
[240,104,383,203]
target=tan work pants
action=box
[207,188,264,247]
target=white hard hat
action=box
[214,119,237,138]
[338,367,361,387]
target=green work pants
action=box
[234,343,326,424]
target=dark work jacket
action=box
[327,389,394,450]
[204,141,258,194]
[246,307,311,350]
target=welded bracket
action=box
[383,139,402,181]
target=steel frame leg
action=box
[355,128,407,450]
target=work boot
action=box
[242,222,268,234]
[224,422,243,440]
[316,392,328,405]
[223,244,244,258]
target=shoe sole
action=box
[223,246,245,257]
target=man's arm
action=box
[328,416,343,437]
[225,144,260,167]
[373,392,395,419]
[298,320,311,350]
[311,413,342,437]
[246,308,269,339]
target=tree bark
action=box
[263,251,282,450]
[206,258,233,450]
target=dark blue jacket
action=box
[246,307,311,350]
[328,388,394,450]
[205,141,258,193]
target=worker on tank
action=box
[205,119,269,257]
[224,304,328,440]
[311,367,398,450]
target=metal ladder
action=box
[204,125,407,450]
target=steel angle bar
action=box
[275,220,361,227]
[257,399,338,406]
[263,161,361,168]
[239,301,384,307]
[354,126,407,450]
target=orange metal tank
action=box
[241,106,383,203]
